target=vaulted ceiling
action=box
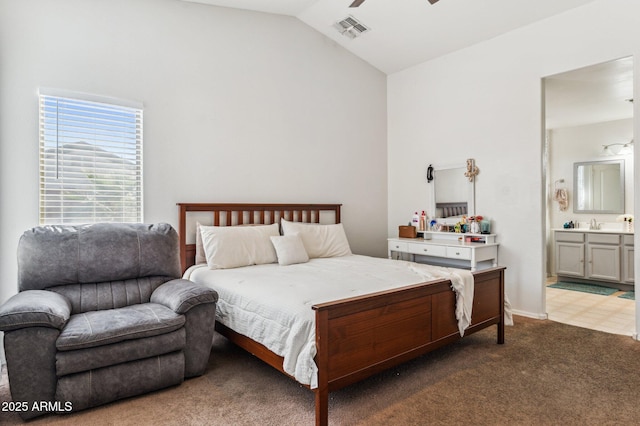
[184,0,598,74]
[183,0,631,128]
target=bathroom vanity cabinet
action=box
[554,230,633,289]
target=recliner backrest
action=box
[17,223,181,294]
[47,277,170,315]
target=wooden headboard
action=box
[436,202,468,218]
[177,203,342,272]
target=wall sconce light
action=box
[601,140,634,156]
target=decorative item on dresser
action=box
[178,202,506,426]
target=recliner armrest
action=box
[151,279,218,314]
[0,290,71,331]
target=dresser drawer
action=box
[446,246,471,260]
[624,235,634,246]
[407,242,446,257]
[388,240,408,252]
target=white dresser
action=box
[388,232,499,271]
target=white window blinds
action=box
[38,91,143,224]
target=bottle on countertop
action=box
[412,212,420,229]
[419,211,426,231]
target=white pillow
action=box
[280,219,352,258]
[270,234,309,266]
[195,222,206,265]
[200,223,279,269]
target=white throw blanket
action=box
[408,263,474,336]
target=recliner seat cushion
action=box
[56,328,186,377]
[57,303,184,351]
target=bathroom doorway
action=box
[543,56,635,336]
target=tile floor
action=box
[546,279,636,336]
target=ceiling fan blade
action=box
[428,0,440,4]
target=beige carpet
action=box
[2,316,640,425]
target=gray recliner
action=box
[0,223,218,420]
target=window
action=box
[38,90,143,224]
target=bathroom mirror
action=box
[574,159,624,213]
[431,165,475,220]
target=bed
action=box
[177,203,506,426]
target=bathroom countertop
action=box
[553,227,633,235]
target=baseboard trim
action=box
[511,309,547,320]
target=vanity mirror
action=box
[430,162,476,222]
[574,159,624,213]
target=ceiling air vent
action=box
[334,16,370,39]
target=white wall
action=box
[0,0,388,304]
[388,0,640,319]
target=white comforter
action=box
[184,255,474,389]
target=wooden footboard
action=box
[213,267,505,426]
[312,267,505,425]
